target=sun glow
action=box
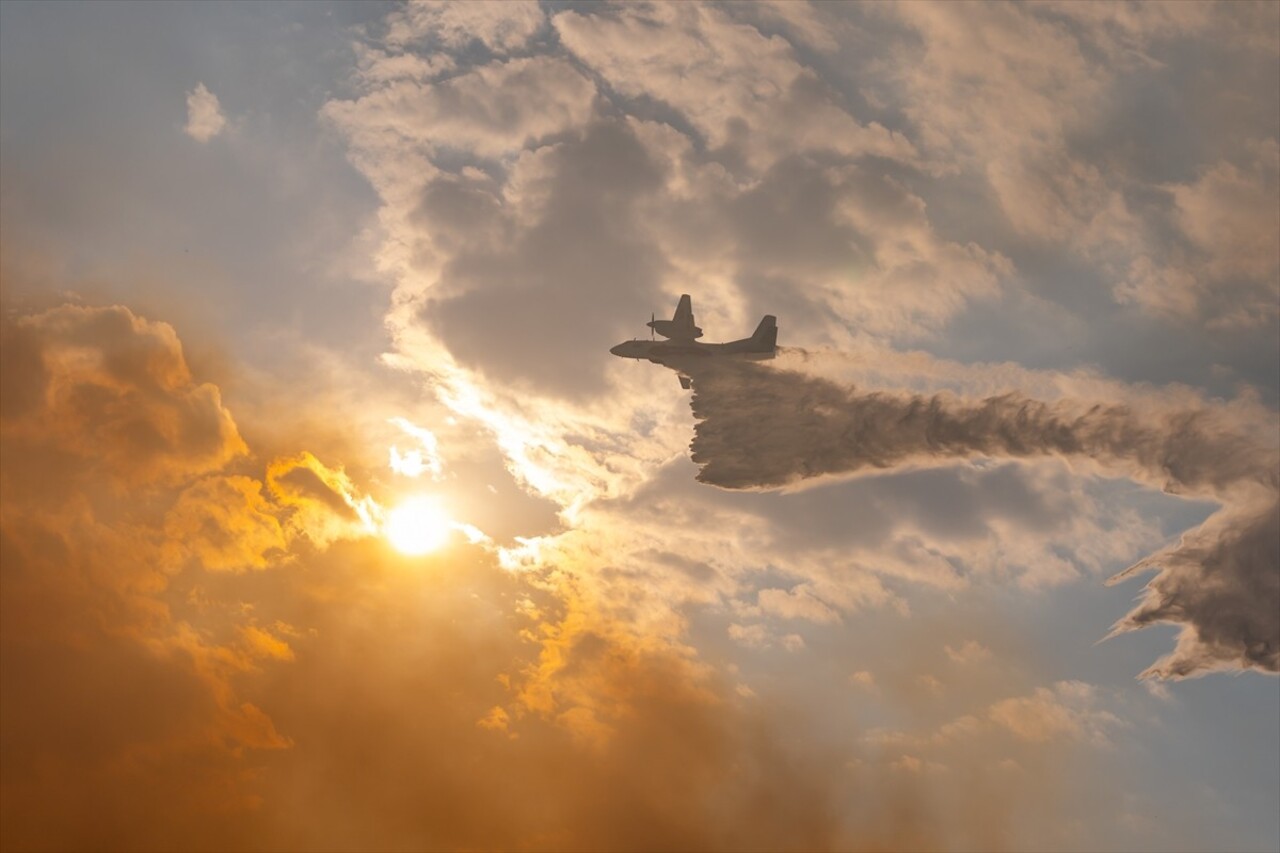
[385,496,452,555]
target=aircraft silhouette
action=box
[610,294,777,388]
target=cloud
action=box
[387,416,443,478]
[384,0,545,54]
[278,1,1280,841]
[554,3,913,174]
[1,304,246,487]
[164,475,287,572]
[7,0,1279,848]
[1113,140,1280,329]
[682,356,1278,678]
[945,640,992,665]
[1171,141,1280,284]
[850,670,878,691]
[855,677,1138,851]
[872,1,1278,331]
[415,119,670,398]
[323,55,596,164]
[184,82,226,142]
[866,680,1125,758]
[988,681,1122,745]
[0,304,288,848]
[265,451,380,547]
[758,585,843,624]
[0,302,922,850]
[244,555,857,852]
[749,1,841,53]
[320,2,1020,512]
[1,300,1245,850]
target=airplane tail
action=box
[749,315,777,351]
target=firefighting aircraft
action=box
[610,294,777,389]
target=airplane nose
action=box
[609,343,623,356]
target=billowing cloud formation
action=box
[164,475,286,572]
[683,355,1278,678]
[5,0,1279,846]
[324,1,1019,404]
[877,1,1279,330]
[184,82,226,142]
[553,3,914,172]
[2,302,1022,851]
[317,0,1280,693]
[1,305,288,848]
[2,304,245,483]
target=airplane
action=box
[610,294,777,389]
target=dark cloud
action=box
[422,120,669,398]
[681,357,1278,677]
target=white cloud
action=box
[184,82,226,143]
[322,1,1279,686]
[988,681,1123,746]
[1115,140,1280,329]
[553,3,914,173]
[385,0,544,54]
[877,2,1277,330]
[324,56,596,163]
[1172,142,1280,285]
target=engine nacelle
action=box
[647,319,703,339]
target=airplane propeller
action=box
[651,312,655,340]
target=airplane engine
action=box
[647,319,703,339]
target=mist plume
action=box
[684,358,1279,679]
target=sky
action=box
[0,2,1277,851]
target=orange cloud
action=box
[1,305,290,847]
[2,305,245,490]
[265,451,378,546]
[164,475,287,572]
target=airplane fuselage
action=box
[609,338,775,362]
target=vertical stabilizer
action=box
[674,294,693,324]
[749,315,777,351]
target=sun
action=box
[384,496,452,555]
